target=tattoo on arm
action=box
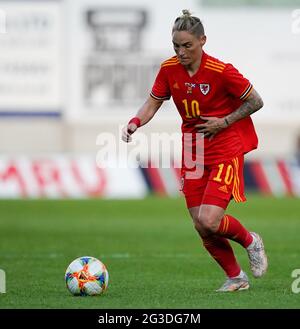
[226,89,264,125]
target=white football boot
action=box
[247,232,268,278]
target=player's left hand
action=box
[195,116,227,141]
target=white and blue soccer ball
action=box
[65,256,109,296]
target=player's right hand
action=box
[122,123,138,143]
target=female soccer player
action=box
[122,10,267,292]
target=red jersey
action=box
[150,51,258,167]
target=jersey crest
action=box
[199,83,210,95]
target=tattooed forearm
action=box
[225,89,264,126]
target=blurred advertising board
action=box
[0,155,299,198]
[0,155,146,198]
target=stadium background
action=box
[0,0,300,309]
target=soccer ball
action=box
[65,256,109,296]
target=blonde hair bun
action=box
[182,9,191,16]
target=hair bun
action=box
[182,9,191,16]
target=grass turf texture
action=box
[0,195,299,309]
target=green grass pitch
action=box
[0,195,299,309]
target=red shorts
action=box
[181,155,246,209]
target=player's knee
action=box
[193,220,204,235]
[195,212,219,235]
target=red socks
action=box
[217,214,253,248]
[201,214,253,278]
[202,235,241,278]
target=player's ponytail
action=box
[173,9,205,37]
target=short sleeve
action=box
[223,63,253,101]
[150,67,171,101]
